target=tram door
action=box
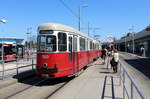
[68,35,78,73]
[73,35,78,73]
[68,35,73,61]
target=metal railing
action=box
[118,61,146,99]
[0,57,36,80]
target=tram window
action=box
[38,35,56,52]
[46,36,56,52]
[90,41,92,50]
[92,43,94,50]
[86,39,89,51]
[80,37,85,51]
[73,37,77,51]
[69,37,72,52]
[41,36,46,44]
[58,33,67,51]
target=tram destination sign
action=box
[40,30,53,34]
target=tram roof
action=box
[38,22,94,40]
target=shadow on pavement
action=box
[12,70,74,86]
[100,71,114,74]
[124,57,150,78]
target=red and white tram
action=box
[36,23,101,78]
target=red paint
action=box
[36,50,101,78]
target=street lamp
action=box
[0,19,7,62]
[0,19,6,23]
[123,34,127,52]
[0,19,6,79]
[26,27,32,59]
[78,4,88,31]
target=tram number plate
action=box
[42,74,49,77]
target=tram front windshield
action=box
[38,35,56,52]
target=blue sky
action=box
[0,0,150,42]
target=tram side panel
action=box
[77,51,89,71]
[72,52,79,73]
[36,53,73,78]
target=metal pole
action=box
[132,33,135,54]
[123,69,125,99]
[2,59,4,80]
[1,42,4,62]
[32,58,34,70]
[16,58,19,75]
[88,22,90,36]
[125,37,126,52]
[78,7,80,31]
[119,63,121,86]
[131,81,133,99]
[2,42,4,80]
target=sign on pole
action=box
[107,36,114,43]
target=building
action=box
[116,25,150,57]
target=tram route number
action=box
[42,55,49,59]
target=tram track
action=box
[0,76,73,99]
[3,77,48,99]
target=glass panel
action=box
[90,41,92,50]
[38,35,56,52]
[69,37,72,52]
[46,36,56,52]
[73,37,77,51]
[58,33,67,51]
[80,37,85,51]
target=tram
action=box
[0,43,24,61]
[36,23,101,78]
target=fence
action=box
[0,57,36,80]
[118,61,146,99]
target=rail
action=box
[118,61,146,99]
[0,57,36,80]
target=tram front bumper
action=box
[36,68,58,73]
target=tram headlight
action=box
[43,63,48,68]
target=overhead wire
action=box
[59,0,78,18]
[59,0,88,28]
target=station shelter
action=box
[0,38,24,61]
[116,25,150,57]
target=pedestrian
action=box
[140,46,145,56]
[101,48,107,64]
[110,49,119,73]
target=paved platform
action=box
[49,58,123,99]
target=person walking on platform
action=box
[101,48,107,64]
[110,49,119,73]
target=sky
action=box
[0,0,150,42]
